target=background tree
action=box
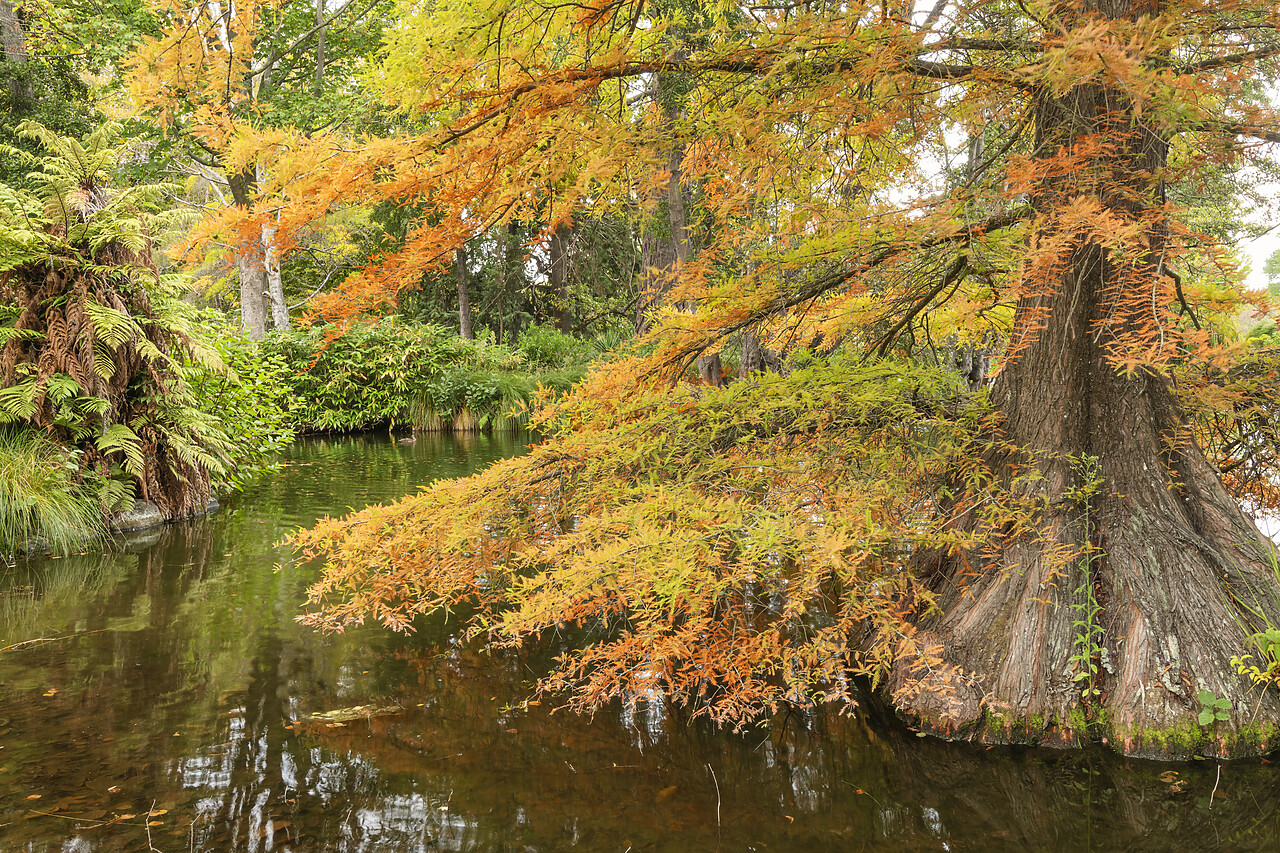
[124,0,392,338]
[0,0,156,187]
[1266,247,1280,301]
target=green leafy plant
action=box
[1066,454,1105,700]
[1197,689,1232,727]
[1230,628,1280,689]
[0,122,289,523]
[267,318,585,434]
[181,315,295,493]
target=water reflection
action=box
[1,433,1280,851]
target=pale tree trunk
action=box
[456,244,473,340]
[236,253,270,342]
[0,0,30,104]
[263,222,289,330]
[227,170,270,340]
[314,0,325,94]
[890,0,1280,758]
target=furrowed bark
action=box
[890,0,1280,758]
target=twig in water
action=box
[1210,763,1221,810]
[0,630,105,653]
[707,763,721,828]
[145,799,162,852]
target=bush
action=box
[518,324,591,368]
[182,317,296,493]
[267,318,583,433]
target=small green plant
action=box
[1196,689,1231,726]
[1066,454,1105,700]
[1231,627,1280,688]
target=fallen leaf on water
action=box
[119,814,136,820]
[326,722,346,728]
[148,809,168,817]
[107,786,121,793]
[26,794,41,800]
[148,821,163,827]
[42,689,57,697]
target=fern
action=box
[0,382,39,423]
[96,423,146,478]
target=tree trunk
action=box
[456,244,473,340]
[0,0,30,105]
[236,253,270,342]
[889,0,1280,758]
[636,214,677,336]
[549,222,572,334]
[262,223,289,331]
[227,169,270,341]
[313,0,325,94]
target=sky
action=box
[1241,213,1280,296]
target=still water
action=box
[3,433,1280,852]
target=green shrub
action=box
[267,318,583,433]
[1246,320,1280,349]
[518,323,590,368]
[182,317,296,493]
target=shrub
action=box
[267,318,584,433]
[517,324,590,368]
[182,317,296,493]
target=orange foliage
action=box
[294,360,1007,723]
[265,0,1280,724]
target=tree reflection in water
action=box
[1,433,1279,851]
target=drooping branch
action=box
[872,254,969,359]
[660,206,1031,375]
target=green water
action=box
[2,433,1279,851]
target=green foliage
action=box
[1066,454,1105,700]
[266,318,583,433]
[297,354,995,724]
[517,323,592,369]
[1246,320,1280,348]
[0,122,288,521]
[0,427,104,559]
[1232,628,1280,689]
[181,316,296,493]
[1197,690,1232,727]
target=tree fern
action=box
[0,122,260,523]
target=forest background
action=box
[3,0,1280,758]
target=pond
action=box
[2,432,1280,852]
